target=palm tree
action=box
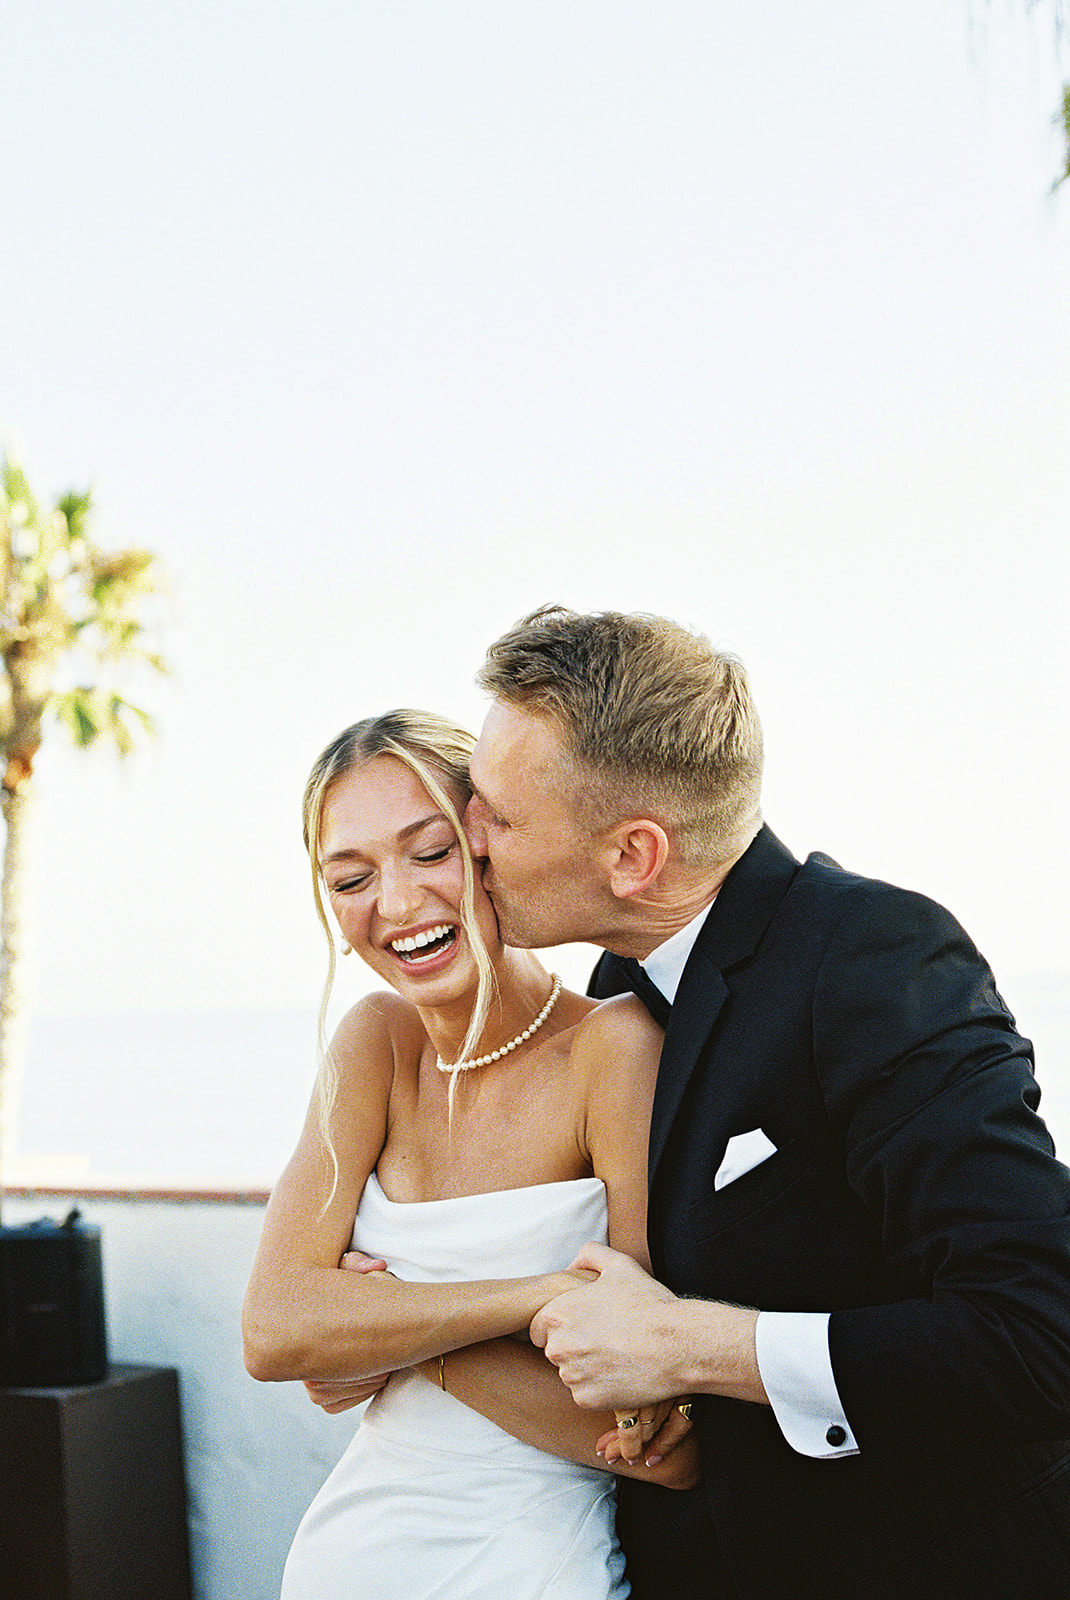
[1054,82,1070,192]
[0,451,170,1193]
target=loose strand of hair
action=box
[379,736,498,1131]
[305,792,343,1211]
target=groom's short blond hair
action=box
[478,605,763,868]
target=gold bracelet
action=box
[438,1353,446,1391]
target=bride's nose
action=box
[376,860,421,924]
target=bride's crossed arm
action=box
[243,996,579,1383]
[242,993,697,1490]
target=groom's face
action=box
[466,701,607,949]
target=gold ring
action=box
[677,1402,692,1420]
[617,1414,640,1429]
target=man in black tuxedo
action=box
[465,605,1070,1599]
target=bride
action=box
[242,710,698,1599]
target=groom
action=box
[464,605,1070,1600]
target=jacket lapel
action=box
[646,825,801,1183]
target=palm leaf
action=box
[1,459,41,526]
[1,451,171,768]
[50,688,157,755]
[56,489,94,542]
[51,688,101,748]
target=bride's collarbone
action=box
[400,1028,580,1114]
[380,1152,593,1202]
[378,1102,592,1202]
[374,1031,591,1199]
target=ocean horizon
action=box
[11,1005,321,1190]
[8,971,1069,1191]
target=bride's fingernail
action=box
[645,1454,662,1467]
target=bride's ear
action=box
[599,820,669,901]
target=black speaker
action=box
[0,1209,108,1386]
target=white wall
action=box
[6,1190,357,1600]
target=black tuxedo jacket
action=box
[592,826,1070,1599]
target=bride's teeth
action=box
[391,925,454,956]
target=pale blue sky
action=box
[2,1,1067,1027]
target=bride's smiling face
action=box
[318,755,497,1002]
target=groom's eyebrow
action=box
[467,774,489,806]
[470,780,506,820]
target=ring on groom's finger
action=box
[617,1415,640,1429]
[677,1403,693,1420]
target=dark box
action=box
[0,1211,107,1386]
[0,1363,193,1599]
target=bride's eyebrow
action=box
[398,811,452,840]
[321,812,451,866]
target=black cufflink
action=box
[825,1425,847,1447]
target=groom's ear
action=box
[599,820,669,900]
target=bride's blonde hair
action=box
[302,710,496,1191]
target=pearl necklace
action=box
[436,974,563,1073]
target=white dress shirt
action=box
[641,904,858,1459]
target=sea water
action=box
[10,1006,320,1189]
[7,972,1069,1190]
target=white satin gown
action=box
[280,1172,628,1600]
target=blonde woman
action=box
[242,711,697,1600]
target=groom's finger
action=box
[569,1240,619,1274]
[529,1304,550,1348]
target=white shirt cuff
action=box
[754,1310,859,1458]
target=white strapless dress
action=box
[281,1172,628,1600]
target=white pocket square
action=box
[714,1129,778,1191]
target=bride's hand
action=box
[340,1248,391,1275]
[609,1402,666,1465]
[303,1373,392,1414]
[597,1399,694,1467]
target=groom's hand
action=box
[529,1242,683,1409]
[531,1242,768,1410]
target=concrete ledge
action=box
[7,1183,272,1205]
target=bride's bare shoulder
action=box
[329,991,426,1076]
[569,992,664,1079]
[577,990,662,1043]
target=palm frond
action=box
[89,548,165,605]
[56,489,95,544]
[1054,82,1070,191]
[51,688,101,748]
[1,451,172,766]
[1,457,41,526]
[107,694,156,756]
[50,687,157,755]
